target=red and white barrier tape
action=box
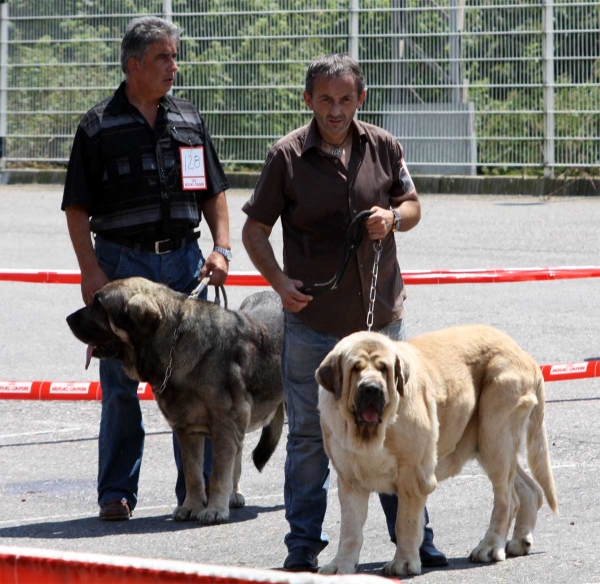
[0,545,391,584]
[0,381,150,401]
[0,266,597,401]
[0,360,598,401]
[540,360,600,382]
[1,266,600,286]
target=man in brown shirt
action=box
[242,53,447,572]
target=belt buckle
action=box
[154,239,172,254]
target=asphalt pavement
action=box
[0,186,599,583]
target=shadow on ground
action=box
[0,503,285,539]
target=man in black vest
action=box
[62,16,231,521]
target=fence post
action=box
[349,0,359,62]
[449,0,462,106]
[0,0,9,170]
[542,0,555,178]
[163,0,173,22]
[348,0,360,120]
[163,0,173,97]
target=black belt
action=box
[105,231,200,254]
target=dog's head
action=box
[66,277,165,379]
[316,331,409,446]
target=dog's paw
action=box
[469,540,506,563]
[198,507,229,525]
[229,492,245,509]
[506,534,533,557]
[172,505,202,522]
[318,560,358,575]
[382,556,421,576]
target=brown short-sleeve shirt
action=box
[243,118,417,337]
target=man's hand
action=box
[202,191,231,286]
[81,264,109,306]
[199,251,229,286]
[242,216,311,311]
[65,205,108,305]
[273,275,312,313]
[365,206,394,240]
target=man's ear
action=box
[316,351,343,401]
[303,90,314,111]
[127,56,142,76]
[394,351,409,398]
[357,88,367,109]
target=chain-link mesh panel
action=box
[2,1,598,172]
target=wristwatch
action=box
[213,245,232,262]
[391,208,402,233]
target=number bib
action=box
[179,146,207,190]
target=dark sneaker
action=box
[391,528,449,568]
[420,538,449,567]
[283,546,319,572]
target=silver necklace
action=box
[323,131,350,156]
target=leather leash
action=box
[299,209,374,296]
[189,275,228,309]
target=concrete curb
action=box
[0,169,68,186]
[225,172,600,196]
[1,169,598,196]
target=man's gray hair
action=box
[305,53,366,96]
[121,16,181,75]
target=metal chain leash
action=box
[154,279,228,398]
[366,239,382,332]
[155,323,181,396]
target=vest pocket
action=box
[101,135,143,186]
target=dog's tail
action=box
[252,401,285,472]
[526,370,559,514]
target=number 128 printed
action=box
[179,146,207,190]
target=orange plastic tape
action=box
[540,360,600,382]
[0,381,152,401]
[0,545,392,584]
[1,266,600,286]
[0,361,598,401]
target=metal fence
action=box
[1,0,598,176]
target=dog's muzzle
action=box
[353,382,386,426]
[86,341,123,367]
[66,305,123,369]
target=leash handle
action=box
[189,275,211,299]
[299,209,373,296]
[189,275,229,310]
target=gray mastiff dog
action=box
[66,277,284,525]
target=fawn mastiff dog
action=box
[67,277,284,525]
[316,324,558,576]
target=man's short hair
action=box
[305,53,366,96]
[121,16,181,75]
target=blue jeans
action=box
[282,313,431,553]
[95,235,211,510]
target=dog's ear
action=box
[123,293,161,335]
[102,290,161,337]
[315,351,343,400]
[394,351,409,397]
